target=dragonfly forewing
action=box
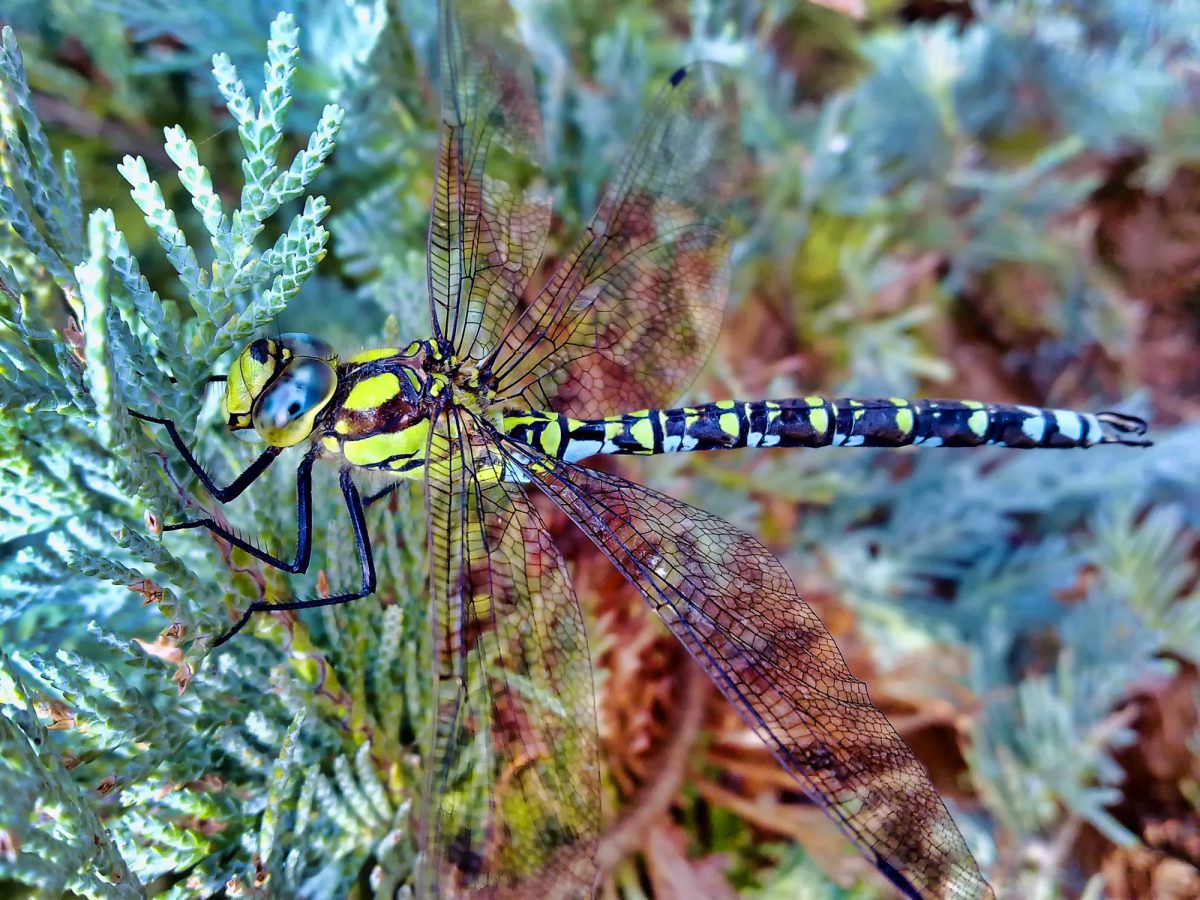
[488,63,746,419]
[431,0,551,363]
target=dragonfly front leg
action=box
[130,410,281,502]
[213,468,378,647]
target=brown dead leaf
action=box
[1081,664,1200,894]
[253,854,269,888]
[128,578,164,605]
[1095,164,1200,306]
[63,316,86,361]
[0,829,19,863]
[1103,846,1200,900]
[134,635,184,666]
[810,0,866,18]
[172,662,192,694]
[36,698,76,731]
[643,821,737,900]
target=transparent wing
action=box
[484,63,744,419]
[497,437,994,900]
[421,410,600,897]
[429,0,552,361]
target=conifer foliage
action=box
[2,1,1198,896]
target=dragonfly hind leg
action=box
[131,410,380,646]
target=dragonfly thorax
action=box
[422,340,498,413]
[304,341,442,476]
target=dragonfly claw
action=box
[1097,411,1152,447]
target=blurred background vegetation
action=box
[2,0,1199,897]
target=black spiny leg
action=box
[132,411,379,646]
[166,451,317,574]
[364,481,404,508]
[212,468,378,647]
[130,411,280,502]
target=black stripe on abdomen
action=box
[503,398,1109,463]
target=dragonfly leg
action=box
[168,452,317,575]
[364,481,404,508]
[130,410,281,502]
[212,468,377,648]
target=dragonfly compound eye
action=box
[251,358,338,447]
[225,339,282,430]
[279,332,336,362]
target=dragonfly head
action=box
[225,333,338,448]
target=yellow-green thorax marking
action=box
[320,344,446,476]
[225,335,509,478]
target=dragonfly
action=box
[133,0,1150,896]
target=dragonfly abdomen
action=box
[504,398,1147,462]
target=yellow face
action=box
[224,334,338,448]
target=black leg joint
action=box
[130,409,281,502]
[209,467,377,649]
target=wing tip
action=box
[669,65,688,87]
